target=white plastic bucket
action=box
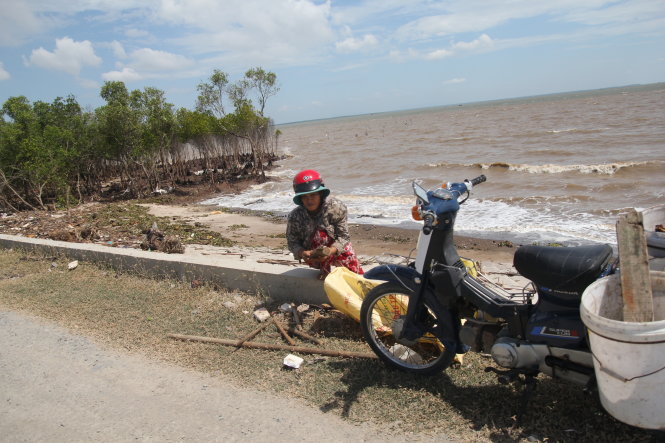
[580,272,665,430]
[641,205,665,258]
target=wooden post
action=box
[616,209,653,322]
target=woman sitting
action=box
[286,169,363,279]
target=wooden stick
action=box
[236,318,274,348]
[167,334,377,359]
[273,318,296,346]
[617,209,654,322]
[289,328,322,345]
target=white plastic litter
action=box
[67,260,79,270]
[283,354,304,369]
[389,344,424,364]
[253,307,271,322]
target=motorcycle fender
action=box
[363,264,422,293]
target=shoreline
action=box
[142,202,519,266]
[0,177,519,270]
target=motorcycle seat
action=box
[513,244,613,293]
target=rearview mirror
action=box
[412,181,429,204]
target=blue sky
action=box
[1,0,664,124]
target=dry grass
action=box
[0,249,661,442]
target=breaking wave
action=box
[427,160,660,175]
[545,127,610,134]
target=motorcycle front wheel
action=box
[360,282,456,375]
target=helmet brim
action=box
[293,187,330,206]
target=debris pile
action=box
[140,222,184,254]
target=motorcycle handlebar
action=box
[422,213,435,235]
[469,175,487,186]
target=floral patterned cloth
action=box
[308,229,364,277]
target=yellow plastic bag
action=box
[323,266,465,365]
[323,267,410,336]
[323,267,384,322]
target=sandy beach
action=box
[142,202,518,263]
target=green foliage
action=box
[0,67,280,211]
[175,108,216,142]
[244,67,279,116]
[196,67,278,125]
[220,102,270,134]
[0,95,91,208]
[196,69,229,118]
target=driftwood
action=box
[236,318,275,348]
[616,209,653,322]
[273,318,296,346]
[167,333,377,359]
[289,328,322,345]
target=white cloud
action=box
[444,77,466,84]
[336,34,378,53]
[425,48,453,60]
[0,1,48,46]
[102,67,142,82]
[102,47,195,81]
[332,62,370,72]
[110,40,127,59]
[128,48,193,71]
[397,12,499,41]
[125,28,150,39]
[26,37,102,75]
[562,0,665,26]
[424,34,494,61]
[452,34,494,52]
[156,0,335,66]
[393,1,657,42]
[0,62,10,80]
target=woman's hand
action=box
[302,246,338,265]
[303,250,325,265]
[302,249,320,265]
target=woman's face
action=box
[301,192,322,212]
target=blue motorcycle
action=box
[360,175,615,412]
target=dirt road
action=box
[0,310,437,442]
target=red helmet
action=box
[292,169,330,205]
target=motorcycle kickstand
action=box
[515,372,537,427]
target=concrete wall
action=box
[0,234,327,304]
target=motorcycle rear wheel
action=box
[360,282,456,375]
